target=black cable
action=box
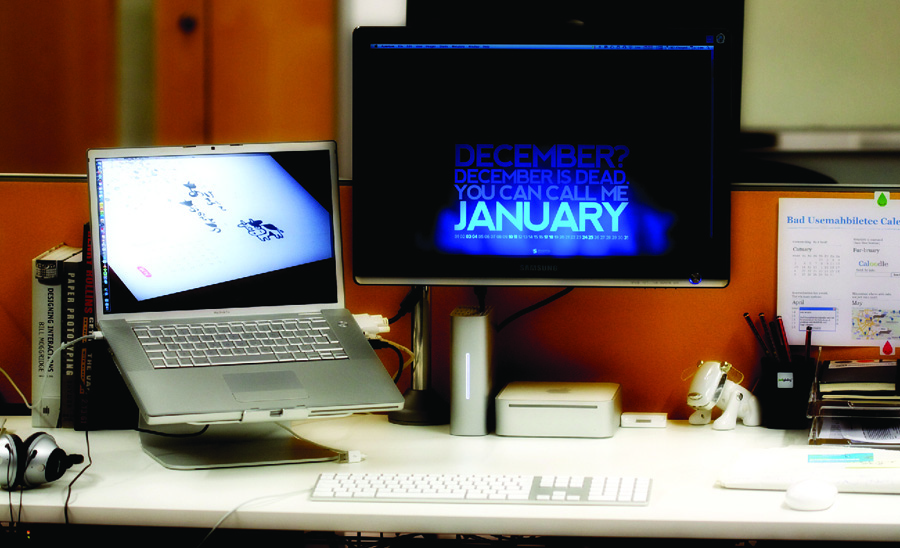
[496,287,575,332]
[369,338,405,382]
[388,287,423,324]
[64,430,92,525]
[4,445,16,535]
[473,286,488,313]
[389,284,572,336]
[15,493,22,533]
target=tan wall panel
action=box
[155,0,207,145]
[207,0,335,144]
[0,1,118,174]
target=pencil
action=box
[777,316,791,363]
[744,312,771,358]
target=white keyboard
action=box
[311,473,651,506]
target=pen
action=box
[769,321,785,361]
[777,316,792,363]
[760,313,779,360]
[744,312,772,358]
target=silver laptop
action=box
[87,141,403,426]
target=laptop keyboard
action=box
[134,315,349,369]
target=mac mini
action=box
[495,381,621,438]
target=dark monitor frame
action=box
[352,24,735,288]
[405,0,745,142]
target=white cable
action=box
[0,368,30,410]
[198,488,312,547]
[372,336,415,369]
[1,332,104,409]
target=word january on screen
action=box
[454,200,629,232]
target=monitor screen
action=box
[352,26,733,287]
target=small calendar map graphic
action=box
[792,251,841,278]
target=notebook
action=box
[87,141,404,426]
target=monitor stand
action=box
[138,420,342,470]
[388,286,449,426]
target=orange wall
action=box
[0,182,882,416]
[0,179,92,406]
[345,188,884,419]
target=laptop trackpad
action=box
[224,371,310,403]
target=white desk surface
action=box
[2,414,900,541]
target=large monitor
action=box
[352,25,735,287]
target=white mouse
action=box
[784,478,838,511]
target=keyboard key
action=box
[138,315,350,368]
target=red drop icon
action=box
[883,340,895,355]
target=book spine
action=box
[32,264,63,427]
[76,223,95,430]
[59,253,84,428]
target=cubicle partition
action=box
[0,176,886,418]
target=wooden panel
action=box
[0,1,117,174]
[154,0,208,145]
[207,0,335,143]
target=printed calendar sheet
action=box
[777,196,900,349]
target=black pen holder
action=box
[756,354,814,430]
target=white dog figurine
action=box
[687,361,761,430]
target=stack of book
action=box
[818,359,900,401]
[809,359,900,446]
[31,242,81,427]
[31,224,137,430]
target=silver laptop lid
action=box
[87,141,344,323]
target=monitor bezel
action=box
[351,26,734,288]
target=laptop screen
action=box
[91,145,341,316]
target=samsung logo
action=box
[520,264,558,272]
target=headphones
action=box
[1,432,84,490]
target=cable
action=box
[0,334,102,531]
[0,368,30,410]
[370,337,414,383]
[370,339,405,382]
[63,430,92,525]
[3,442,18,535]
[474,286,488,313]
[387,287,423,324]
[385,285,574,333]
[197,487,313,547]
[354,313,415,384]
[196,423,362,546]
[1,331,105,410]
[496,287,575,332]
